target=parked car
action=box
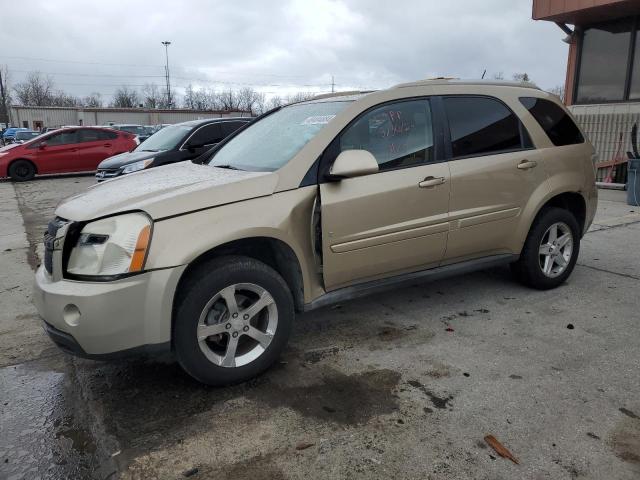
[0,126,137,181]
[108,124,151,143]
[12,130,41,144]
[33,80,597,386]
[2,127,29,145]
[95,118,250,180]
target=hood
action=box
[56,162,278,221]
[98,150,157,169]
[0,143,21,153]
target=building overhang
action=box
[533,0,640,26]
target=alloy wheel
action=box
[538,222,573,278]
[197,283,278,368]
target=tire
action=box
[511,207,581,290]
[173,255,294,386]
[8,160,36,182]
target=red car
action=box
[0,127,137,181]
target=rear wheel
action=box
[511,207,580,290]
[8,160,36,182]
[173,256,294,386]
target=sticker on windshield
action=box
[301,115,336,125]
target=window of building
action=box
[339,99,434,170]
[576,19,633,103]
[520,97,584,146]
[443,96,522,158]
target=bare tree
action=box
[237,87,266,115]
[512,72,531,83]
[141,83,162,109]
[111,86,140,108]
[549,85,565,102]
[287,92,316,103]
[51,91,80,107]
[83,92,103,108]
[216,89,240,111]
[492,72,505,80]
[0,65,11,126]
[13,72,55,105]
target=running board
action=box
[304,254,518,312]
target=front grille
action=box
[95,169,120,180]
[44,217,68,274]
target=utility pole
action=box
[0,68,9,128]
[331,75,335,93]
[161,41,172,108]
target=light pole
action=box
[161,41,172,108]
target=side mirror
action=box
[329,149,379,179]
[38,142,47,149]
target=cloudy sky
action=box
[1,0,568,102]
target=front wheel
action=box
[9,160,36,182]
[173,256,294,386]
[511,207,581,290]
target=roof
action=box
[174,117,252,127]
[532,0,640,25]
[392,78,540,90]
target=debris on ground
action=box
[567,324,575,330]
[484,435,519,464]
[445,327,454,332]
[296,441,315,450]
[183,467,199,477]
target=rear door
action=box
[442,95,548,262]
[320,98,451,290]
[33,130,79,174]
[75,129,117,170]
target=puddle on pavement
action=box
[0,356,113,480]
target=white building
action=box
[9,105,252,130]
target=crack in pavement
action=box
[576,262,640,281]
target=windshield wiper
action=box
[213,164,244,171]
[139,149,159,152]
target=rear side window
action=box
[519,97,584,146]
[444,96,522,158]
[340,99,434,171]
[187,123,223,147]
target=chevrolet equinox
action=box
[34,79,597,385]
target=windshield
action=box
[118,125,146,135]
[16,131,39,140]
[134,124,191,152]
[208,101,351,171]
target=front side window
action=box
[444,96,522,158]
[520,97,584,146]
[46,130,78,146]
[208,100,351,171]
[339,99,434,170]
[576,19,632,103]
[79,129,101,143]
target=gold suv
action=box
[33,80,597,385]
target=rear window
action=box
[519,97,584,146]
[443,96,523,158]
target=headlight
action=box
[66,212,152,277]
[122,158,153,174]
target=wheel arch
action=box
[8,158,38,175]
[533,191,587,236]
[172,236,306,322]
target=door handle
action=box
[517,159,537,170]
[418,176,446,188]
[103,143,112,147]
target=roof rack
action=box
[392,78,540,90]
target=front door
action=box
[441,95,548,262]
[33,130,79,174]
[320,98,451,290]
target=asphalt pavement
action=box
[1,175,639,480]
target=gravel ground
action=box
[1,175,639,480]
